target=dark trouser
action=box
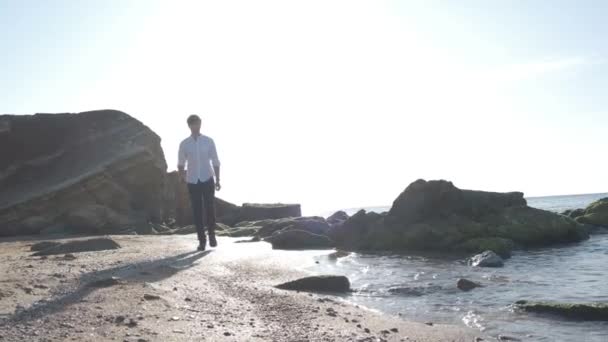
[187,177,216,243]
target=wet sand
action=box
[0,234,483,341]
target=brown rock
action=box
[0,110,167,237]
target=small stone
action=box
[127,319,138,328]
[390,328,398,333]
[172,330,185,334]
[207,324,214,329]
[170,316,180,321]
[184,297,192,302]
[115,316,126,324]
[364,328,370,333]
[34,284,49,289]
[498,336,521,341]
[425,322,434,326]
[223,332,232,336]
[88,277,123,288]
[64,254,77,260]
[457,278,482,292]
[143,294,161,301]
[357,324,362,328]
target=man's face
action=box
[189,121,201,134]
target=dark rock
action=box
[63,204,134,234]
[515,300,608,321]
[388,179,525,224]
[87,276,123,288]
[328,210,385,250]
[327,211,349,228]
[143,294,161,301]
[562,208,585,219]
[498,335,522,341]
[31,237,121,256]
[469,251,504,267]
[330,179,588,256]
[457,278,482,291]
[276,275,351,293]
[238,203,301,222]
[575,198,608,228]
[30,241,61,252]
[0,110,168,237]
[328,250,350,259]
[264,229,334,250]
[63,253,77,260]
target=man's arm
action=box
[210,139,221,190]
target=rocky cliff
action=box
[0,110,168,236]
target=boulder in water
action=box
[575,198,608,228]
[276,275,351,293]
[469,251,504,267]
[515,300,608,321]
[330,179,589,256]
[457,278,482,291]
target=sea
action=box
[309,193,608,342]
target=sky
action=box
[1,0,607,215]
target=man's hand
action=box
[215,180,222,191]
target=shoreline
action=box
[0,234,482,341]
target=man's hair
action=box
[187,114,201,125]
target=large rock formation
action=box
[573,198,608,228]
[0,110,167,236]
[330,179,589,256]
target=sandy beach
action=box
[0,235,482,342]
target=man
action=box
[178,114,221,251]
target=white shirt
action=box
[178,134,221,184]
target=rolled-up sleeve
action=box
[178,141,186,168]
[210,139,221,167]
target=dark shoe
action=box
[197,240,206,251]
[209,233,217,248]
